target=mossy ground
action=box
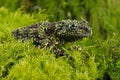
[0,0,120,80]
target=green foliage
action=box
[1,0,120,39]
[0,0,19,11]
[0,0,120,80]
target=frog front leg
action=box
[33,36,73,60]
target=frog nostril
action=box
[80,27,83,29]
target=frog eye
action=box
[70,24,77,29]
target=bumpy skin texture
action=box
[12,19,92,58]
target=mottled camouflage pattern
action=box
[12,19,92,58]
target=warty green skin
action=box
[12,19,92,58]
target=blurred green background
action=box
[0,0,120,39]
